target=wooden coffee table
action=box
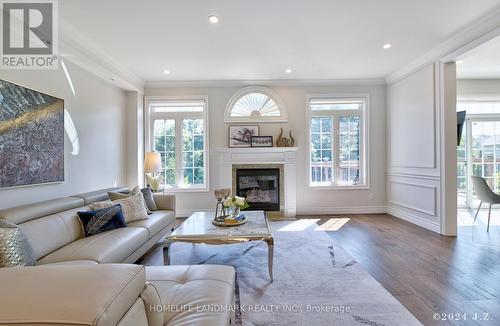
[163,210,274,281]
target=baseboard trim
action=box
[297,206,387,215]
[178,206,442,235]
[387,205,440,233]
[177,206,387,217]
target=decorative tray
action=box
[212,216,247,227]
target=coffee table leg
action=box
[163,240,171,265]
[265,237,274,282]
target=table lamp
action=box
[144,151,162,192]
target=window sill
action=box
[161,186,209,193]
[308,184,369,190]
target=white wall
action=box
[387,63,444,233]
[125,91,144,187]
[457,79,500,99]
[0,61,127,209]
[145,83,387,216]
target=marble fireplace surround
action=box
[215,147,298,216]
[232,164,284,209]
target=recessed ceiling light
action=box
[285,68,292,74]
[208,15,219,24]
[383,43,392,49]
[164,70,171,75]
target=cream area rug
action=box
[168,220,422,326]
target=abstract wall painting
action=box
[0,79,64,188]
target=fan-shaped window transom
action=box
[232,92,280,118]
[225,86,287,123]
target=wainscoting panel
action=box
[387,63,443,234]
[388,64,439,177]
[387,174,441,230]
[389,181,436,216]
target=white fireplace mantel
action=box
[215,147,298,216]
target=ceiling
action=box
[60,0,500,83]
[457,36,500,79]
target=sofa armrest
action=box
[153,194,176,212]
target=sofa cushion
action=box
[0,264,145,326]
[128,210,175,238]
[38,227,149,264]
[71,187,130,205]
[117,298,150,326]
[0,197,84,224]
[140,282,164,326]
[19,206,88,260]
[46,260,98,266]
[146,265,235,326]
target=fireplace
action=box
[236,168,280,211]
[218,148,297,216]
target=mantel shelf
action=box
[216,147,298,153]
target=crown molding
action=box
[144,78,386,89]
[60,20,144,92]
[386,6,500,84]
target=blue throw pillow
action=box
[77,204,126,237]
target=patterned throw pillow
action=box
[92,192,149,224]
[77,204,126,237]
[0,219,36,267]
[108,186,152,214]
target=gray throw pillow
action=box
[0,219,36,267]
[141,186,158,211]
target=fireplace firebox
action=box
[236,168,280,211]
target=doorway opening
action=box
[456,36,500,241]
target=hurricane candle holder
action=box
[214,188,231,222]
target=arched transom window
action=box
[225,86,287,123]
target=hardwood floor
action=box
[139,213,500,325]
[314,213,500,326]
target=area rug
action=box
[168,220,422,326]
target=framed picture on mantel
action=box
[251,136,273,147]
[228,125,259,148]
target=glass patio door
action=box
[464,119,500,207]
[457,125,467,207]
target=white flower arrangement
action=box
[223,195,249,209]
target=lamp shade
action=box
[144,152,162,173]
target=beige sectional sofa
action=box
[0,263,236,325]
[0,188,237,326]
[0,187,175,265]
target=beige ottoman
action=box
[146,265,236,326]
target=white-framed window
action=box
[225,86,288,123]
[146,96,209,191]
[307,95,369,188]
